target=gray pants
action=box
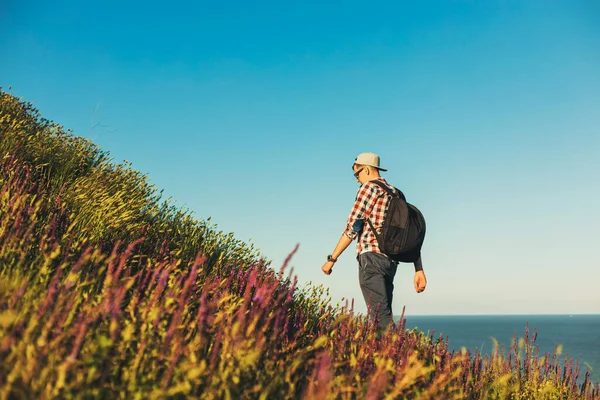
[358,252,398,331]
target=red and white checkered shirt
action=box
[344,177,396,256]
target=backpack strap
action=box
[365,180,405,236]
[369,179,406,201]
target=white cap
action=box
[354,152,387,171]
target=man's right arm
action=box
[413,256,427,293]
[414,256,423,272]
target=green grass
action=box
[1,88,598,399]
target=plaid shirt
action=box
[344,177,397,256]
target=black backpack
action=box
[367,180,426,263]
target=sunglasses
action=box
[353,167,364,179]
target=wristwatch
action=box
[327,254,337,263]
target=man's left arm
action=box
[321,183,375,275]
[320,234,353,275]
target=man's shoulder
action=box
[365,179,406,199]
[355,181,380,200]
[365,178,394,192]
[358,180,381,193]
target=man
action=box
[321,152,427,331]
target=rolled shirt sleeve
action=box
[344,183,380,240]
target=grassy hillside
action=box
[0,89,598,399]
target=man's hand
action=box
[321,261,334,275]
[414,270,427,293]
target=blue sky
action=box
[1,1,599,315]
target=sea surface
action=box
[396,314,600,385]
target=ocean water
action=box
[396,314,600,385]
